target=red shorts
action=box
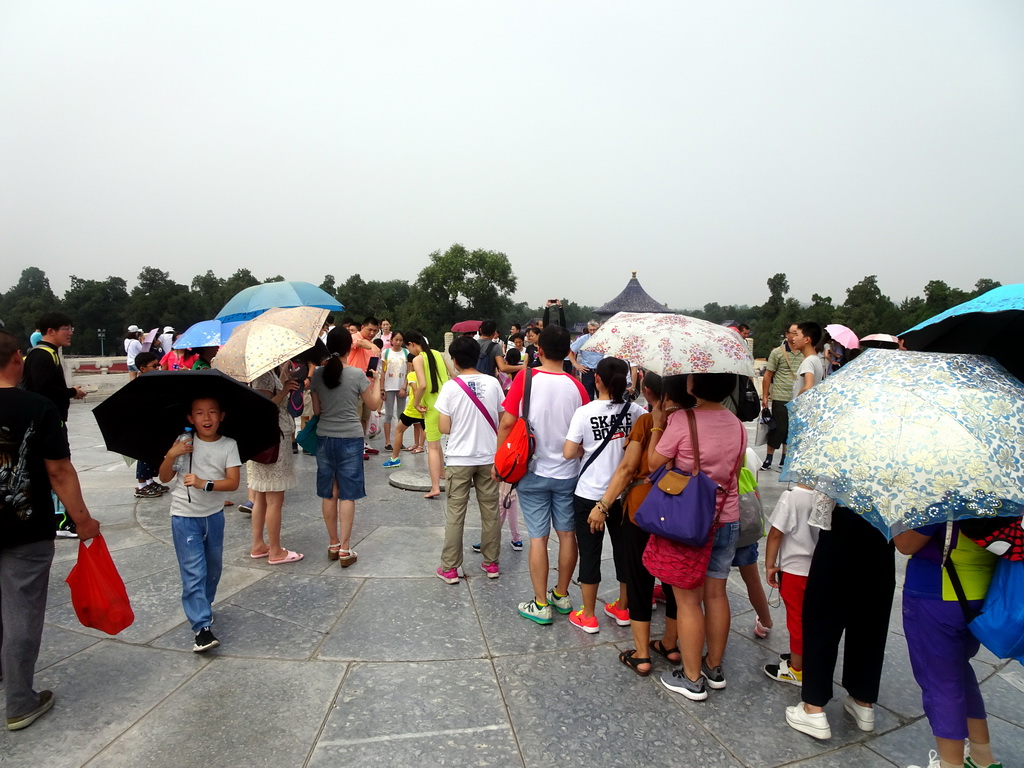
[780,571,808,658]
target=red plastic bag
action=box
[65,534,135,635]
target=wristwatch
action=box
[204,480,215,493]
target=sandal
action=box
[268,549,304,565]
[339,549,358,568]
[619,649,652,677]
[409,446,425,454]
[650,639,681,663]
[328,544,342,561]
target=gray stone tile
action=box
[866,711,1024,768]
[87,657,346,768]
[0,641,207,768]
[45,563,266,644]
[308,660,520,767]
[787,744,899,767]
[225,570,362,632]
[471,571,630,657]
[666,634,900,767]
[495,645,742,766]
[981,665,1024,729]
[150,603,327,659]
[318,578,487,661]
[34,623,102,673]
[332,525,449,578]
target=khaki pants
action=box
[441,464,500,568]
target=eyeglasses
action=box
[59,326,74,332]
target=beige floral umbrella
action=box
[580,312,755,376]
[213,306,328,383]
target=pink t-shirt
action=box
[655,408,747,523]
[503,368,589,480]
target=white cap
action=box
[128,324,141,333]
[164,325,175,332]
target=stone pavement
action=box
[2,400,1023,768]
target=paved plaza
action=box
[2,398,1023,767]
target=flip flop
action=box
[223,500,234,507]
[268,550,304,565]
[250,551,270,559]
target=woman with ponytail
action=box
[404,331,452,499]
[562,357,647,634]
[310,327,382,566]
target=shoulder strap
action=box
[685,409,701,474]
[580,400,633,477]
[30,345,60,366]
[453,377,497,433]
[522,366,533,423]
[942,521,981,622]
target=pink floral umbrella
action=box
[824,323,860,349]
[580,312,755,376]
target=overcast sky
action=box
[2,1,1022,311]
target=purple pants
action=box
[903,593,986,740]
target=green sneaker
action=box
[518,600,553,625]
[547,588,572,615]
[965,757,1002,768]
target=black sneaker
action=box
[193,627,220,653]
[472,543,482,553]
[760,457,772,471]
[134,485,163,499]
[55,513,78,539]
[660,669,708,701]
[702,655,727,689]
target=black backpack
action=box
[477,341,499,377]
[730,377,760,422]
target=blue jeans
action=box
[171,512,224,632]
[315,436,366,500]
[707,521,740,580]
[516,472,576,539]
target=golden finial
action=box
[631,271,637,279]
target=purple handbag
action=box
[633,410,743,546]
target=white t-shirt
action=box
[434,374,504,466]
[126,339,144,366]
[768,486,821,576]
[791,355,824,400]
[567,399,647,500]
[381,348,409,392]
[502,369,589,480]
[170,435,241,518]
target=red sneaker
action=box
[603,600,630,626]
[653,584,667,603]
[569,608,600,634]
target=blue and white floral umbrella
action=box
[781,348,1024,539]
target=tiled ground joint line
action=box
[318,723,508,746]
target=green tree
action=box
[319,274,337,297]
[125,267,198,335]
[397,244,517,340]
[972,278,1001,297]
[62,276,130,355]
[0,267,59,344]
[834,275,901,337]
[750,273,791,356]
[189,270,227,320]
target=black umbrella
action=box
[93,369,280,466]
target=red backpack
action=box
[494,368,535,484]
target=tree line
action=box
[0,245,1002,360]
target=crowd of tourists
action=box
[0,306,1010,768]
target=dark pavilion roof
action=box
[594,272,670,316]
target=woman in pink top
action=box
[645,373,747,702]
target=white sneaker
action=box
[907,749,941,768]
[843,694,875,732]
[785,703,831,740]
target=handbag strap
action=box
[454,377,497,433]
[580,399,633,477]
[685,409,702,474]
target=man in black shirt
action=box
[20,312,86,537]
[1,328,100,731]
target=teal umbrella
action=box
[216,281,344,323]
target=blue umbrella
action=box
[215,281,344,323]
[782,348,1024,539]
[173,319,243,349]
[902,283,1024,381]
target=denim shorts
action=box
[316,436,366,500]
[707,521,740,580]
[127,364,140,373]
[516,472,576,539]
[732,541,759,568]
